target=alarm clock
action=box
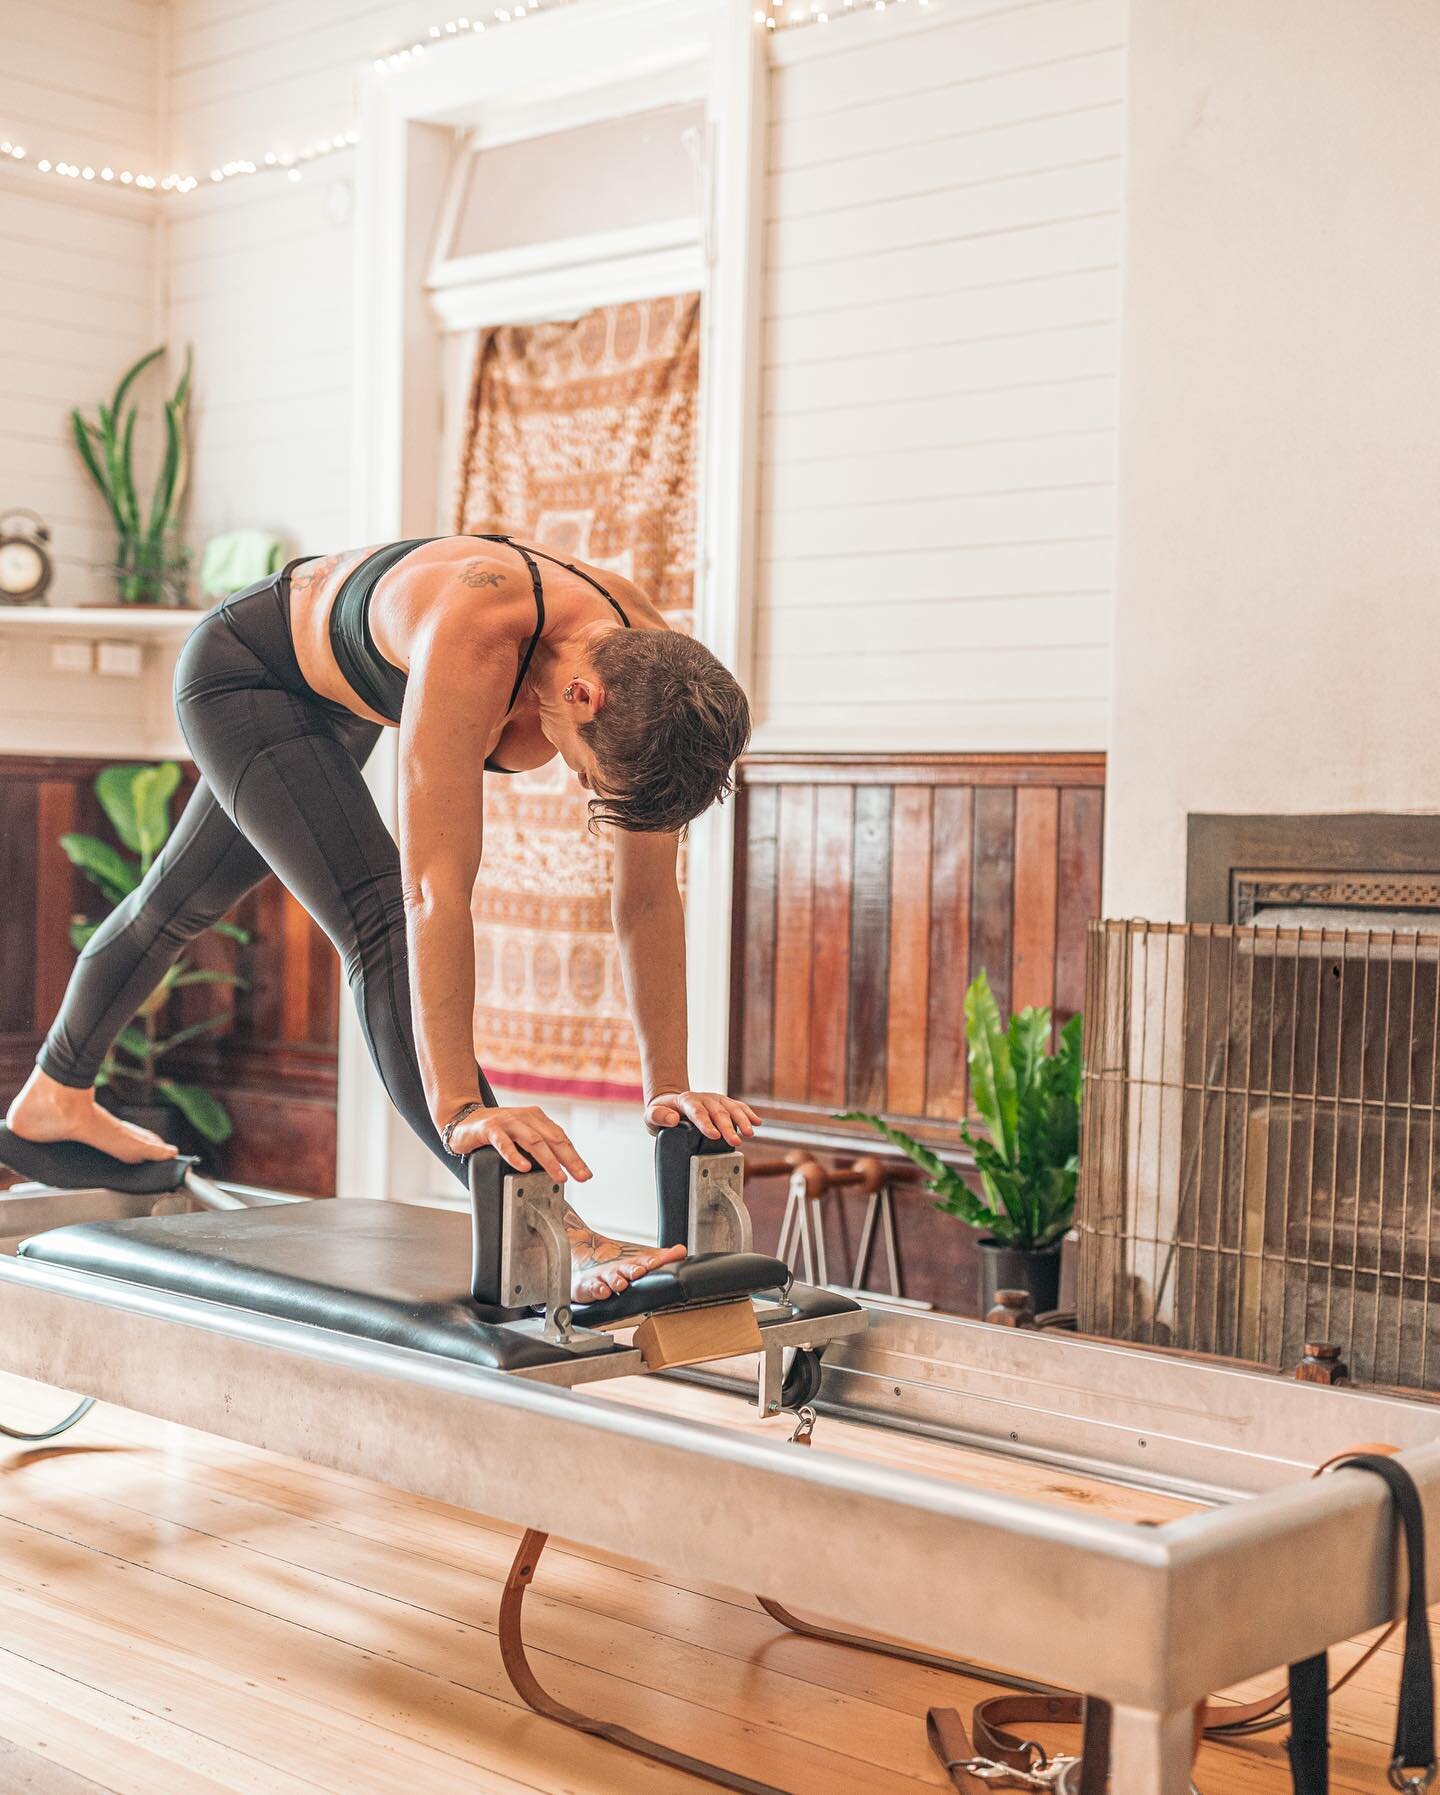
[0,509,53,605]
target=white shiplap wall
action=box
[755,0,1125,748]
[0,0,163,605]
[162,0,399,560]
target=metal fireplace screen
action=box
[1077,918,1440,1390]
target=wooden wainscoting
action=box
[731,752,1105,1142]
[0,756,339,1194]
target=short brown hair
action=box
[579,629,751,833]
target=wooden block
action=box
[633,1300,763,1371]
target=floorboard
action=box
[0,1368,1418,1793]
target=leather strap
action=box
[1288,1654,1330,1795]
[972,1692,1087,1761]
[926,1695,1112,1794]
[499,1528,792,1795]
[1287,1453,1436,1795]
[925,1705,985,1792]
[1202,1443,1402,1739]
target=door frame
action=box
[347,0,767,1201]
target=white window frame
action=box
[426,70,710,330]
[347,0,766,1202]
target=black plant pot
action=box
[975,1237,1063,1319]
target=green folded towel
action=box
[200,530,285,598]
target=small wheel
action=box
[781,1347,823,1409]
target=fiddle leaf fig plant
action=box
[842,970,1082,1250]
[61,762,248,1145]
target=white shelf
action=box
[0,604,205,637]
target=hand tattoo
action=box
[459,561,505,589]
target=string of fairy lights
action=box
[754,0,930,31]
[2,0,931,202]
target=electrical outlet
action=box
[96,639,143,677]
[50,640,94,674]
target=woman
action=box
[6,534,759,1303]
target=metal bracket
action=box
[758,1344,783,1415]
[499,1171,576,1344]
[689,1150,751,1256]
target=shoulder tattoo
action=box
[458,561,505,589]
[292,553,340,588]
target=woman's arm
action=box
[396,611,502,1131]
[611,829,760,1147]
[397,603,593,1185]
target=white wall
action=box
[2,0,1134,1230]
[0,0,163,606]
[1103,0,1440,919]
[164,0,383,560]
[753,0,1126,750]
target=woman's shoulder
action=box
[589,565,667,629]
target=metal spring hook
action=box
[788,1405,817,1446]
[954,1755,1073,1789]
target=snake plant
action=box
[842,970,1083,1250]
[62,762,248,1144]
[70,346,192,604]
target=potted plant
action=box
[842,970,1083,1316]
[70,346,192,605]
[61,762,246,1153]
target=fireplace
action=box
[1187,812,1440,927]
[1077,917,1440,1390]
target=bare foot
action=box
[7,1069,177,1164]
[564,1208,686,1303]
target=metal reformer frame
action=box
[3,1169,1440,1793]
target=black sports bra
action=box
[314,534,630,772]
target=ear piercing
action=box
[563,683,577,702]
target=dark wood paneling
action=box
[1055,787,1103,1026]
[926,785,974,1117]
[970,786,1016,1025]
[743,754,1105,788]
[34,782,78,1021]
[886,785,932,1117]
[737,783,779,1099]
[846,786,893,1113]
[807,785,853,1110]
[1012,786,1060,1015]
[0,779,38,1033]
[772,783,815,1103]
[0,755,339,1195]
[733,753,1105,1143]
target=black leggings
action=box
[38,567,490,1184]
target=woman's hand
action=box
[644,1091,762,1148]
[448,1105,593,1183]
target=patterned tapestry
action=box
[454,293,701,1100]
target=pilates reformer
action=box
[0,1121,866,1409]
[3,1122,1440,1795]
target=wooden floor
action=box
[0,1366,1417,1794]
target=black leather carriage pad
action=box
[0,1125,195,1196]
[572,1250,792,1328]
[17,1203,801,1372]
[20,1202,577,1372]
